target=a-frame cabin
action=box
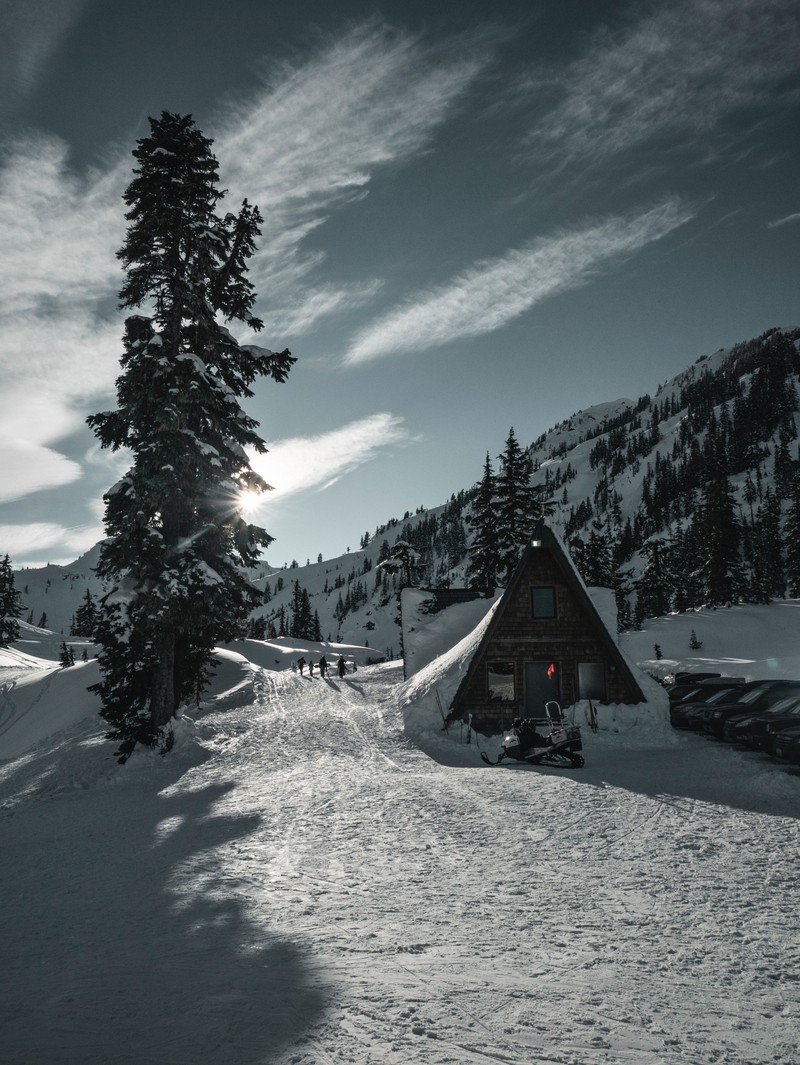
[448,521,646,734]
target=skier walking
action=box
[309,660,314,677]
[319,656,328,678]
[337,655,346,678]
[297,656,306,675]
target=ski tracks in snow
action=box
[172,663,800,1065]
[2,661,797,1064]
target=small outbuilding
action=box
[448,521,646,734]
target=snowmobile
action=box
[480,701,584,768]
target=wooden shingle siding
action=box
[449,523,645,734]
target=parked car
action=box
[723,697,800,749]
[670,685,749,729]
[664,670,723,687]
[668,677,744,708]
[702,681,800,738]
[772,726,800,764]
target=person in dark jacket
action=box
[297,656,306,676]
[337,655,346,678]
[319,656,328,678]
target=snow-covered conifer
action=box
[466,453,499,590]
[73,589,98,638]
[88,112,295,761]
[495,428,537,582]
[695,474,743,605]
[0,554,24,648]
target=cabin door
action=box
[524,661,559,717]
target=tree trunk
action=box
[150,634,175,732]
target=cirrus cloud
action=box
[343,197,695,364]
[248,413,413,504]
[525,0,800,174]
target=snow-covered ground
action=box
[1,613,799,1064]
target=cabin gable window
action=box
[531,586,556,619]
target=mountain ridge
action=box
[12,325,800,659]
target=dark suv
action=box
[724,697,800,750]
[669,682,747,729]
[702,681,800,739]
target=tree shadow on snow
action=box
[480,739,800,820]
[0,767,328,1065]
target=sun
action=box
[237,488,262,517]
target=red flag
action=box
[547,663,555,679]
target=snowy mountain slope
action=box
[10,325,800,651]
[1,641,798,1064]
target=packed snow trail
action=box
[1,661,798,1064]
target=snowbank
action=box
[0,659,100,760]
[401,587,500,677]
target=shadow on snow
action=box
[0,746,327,1065]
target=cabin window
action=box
[531,586,556,619]
[578,662,606,700]
[487,661,515,702]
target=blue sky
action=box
[1,0,798,568]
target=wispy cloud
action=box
[767,211,800,228]
[265,280,384,337]
[0,440,82,504]
[343,198,694,364]
[0,24,482,504]
[0,521,102,559]
[215,22,486,326]
[0,0,88,112]
[525,0,800,173]
[248,413,412,503]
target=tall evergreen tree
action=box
[495,428,536,582]
[635,537,672,620]
[784,462,800,597]
[88,112,295,761]
[466,453,500,589]
[0,554,24,648]
[580,520,618,588]
[695,474,742,605]
[73,589,99,638]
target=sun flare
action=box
[237,488,263,516]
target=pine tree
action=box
[0,554,24,648]
[73,589,98,637]
[376,541,422,589]
[580,520,617,588]
[466,453,500,590]
[695,474,742,605]
[495,428,536,582]
[784,462,800,596]
[758,488,786,600]
[87,112,295,761]
[635,537,672,619]
[59,641,75,668]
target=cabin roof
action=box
[449,519,646,713]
